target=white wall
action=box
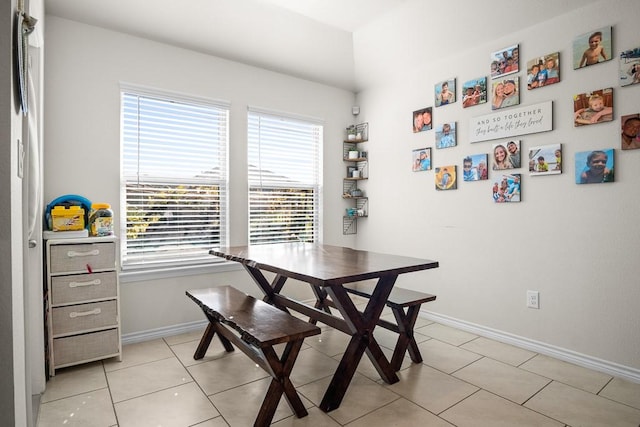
[354,0,640,374]
[43,17,356,335]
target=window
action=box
[121,86,229,270]
[248,109,323,245]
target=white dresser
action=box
[45,236,122,376]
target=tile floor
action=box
[37,302,640,427]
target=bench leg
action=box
[390,305,423,371]
[194,319,234,360]
[255,341,308,426]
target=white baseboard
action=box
[121,320,208,345]
[422,310,640,384]
[121,310,640,384]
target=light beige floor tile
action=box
[115,382,218,427]
[385,363,478,414]
[417,339,483,374]
[304,328,352,357]
[520,354,612,393]
[192,417,230,427]
[170,335,235,367]
[343,345,413,381]
[107,357,192,402]
[188,352,268,395]
[346,397,454,427]
[440,390,563,427]
[460,337,536,366]
[417,323,478,346]
[272,407,341,426]
[453,357,550,404]
[103,338,174,372]
[599,377,640,409]
[297,373,400,425]
[41,362,107,403]
[210,376,312,426]
[163,327,207,346]
[525,381,640,427]
[372,325,429,353]
[290,347,339,386]
[37,388,116,427]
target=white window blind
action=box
[248,110,322,245]
[121,88,229,269]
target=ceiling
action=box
[44,0,600,92]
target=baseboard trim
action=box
[121,320,208,345]
[421,310,640,384]
[121,311,639,384]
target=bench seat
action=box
[313,283,436,372]
[187,285,321,427]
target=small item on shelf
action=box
[51,205,85,231]
[351,169,360,178]
[346,125,357,140]
[348,150,359,159]
[89,203,114,237]
[346,208,357,217]
[350,189,363,197]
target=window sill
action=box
[119,260,243,284]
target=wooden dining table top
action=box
[210,242,439,286]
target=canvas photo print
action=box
[619,47,640,86]
[527,52,560,89]
[436,122,456,149]
[412,147,432,171]
[412,107,432,132]
[573,26,612,69]
[435,79,456,107]
[491,44,519,79]
[492,141,520,170]
[529,143,562,175]
[621,114,640,150]
[492,174,521,203]
[574,88,613,126]
[435,165,457,190]
[462,77,487,108]
[462,154,488,182]
[575,149,614,184]
[491,77,519,110]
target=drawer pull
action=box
[69,308,102,318]
[69,279,101,288]
[67,249,100,258]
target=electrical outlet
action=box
[527,290,539,309]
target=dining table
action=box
[209,242,439,412]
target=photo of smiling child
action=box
[573,26,612,69]
[574,88,613,126]
[575,149,615,184]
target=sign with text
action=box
[470,101,553,142]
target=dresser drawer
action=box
[51,271,118,305]
[53,328,119,368]
[52,300,118,337]
[49,242,116,274]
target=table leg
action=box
[319,275,400,412]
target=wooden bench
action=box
[186,286,321,427]
[313,283,436,372]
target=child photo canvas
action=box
[462,77,487,108]
[492,174,521,203]
[491,77,520,110]
[573,88,613,126]
[573,26,612,69]
[575,149,614,184]
[619,47,640,86]
[435,122,456,149]
[435,79,456,107]
[412,147,431,171]
[621,114,640,150]
[462,154,488,182]
[526,52,560,89]
[529,143,562,176]
[412,107,432,132]
[491,44,519,79]
[435,166,457,190]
